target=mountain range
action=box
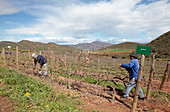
[0,31,169,58]
[100,31,170,58]
[0,40,79,52]
[71,41,112,51]
[147,31,170,58]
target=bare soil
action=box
[0,70,169,112]
[0,83,15,112]
[30,74,170,112]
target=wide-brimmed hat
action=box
[129,52,137,58]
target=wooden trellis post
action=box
[68,63,71,89]
[146,55,155,99]
[2,48,6,66]
[76,56,78,65]
[132,45,151,112]
[98,55,100,70]
[50,57,53,76]
[160,61,170,89]
[167,70,170,82]
[132,54,145,112]
[8,47,12,66]
[16,46,19,72]
[64,54,65,60]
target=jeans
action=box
[123,80,144,98]
[39,64,47,76]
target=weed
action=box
[0,66,81,111]
[115,83,125,90]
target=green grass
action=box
[55,71,170,101]
[0,66,81,112]
[56,72,125,91]
[101,49,125,53]
[150,90,170,101]
[116,52,130,55]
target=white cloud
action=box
[2,0,170,44]
[4,36,93,45]
[0,0,21,15]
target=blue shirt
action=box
[34,55,47,68]
[121,59,141,81]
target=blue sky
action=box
[0,0,170,45]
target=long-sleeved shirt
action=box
[121,59,141,81]
[34,55,47,68]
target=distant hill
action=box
[99,31,170,58]
[0,40,79,52]
[96,42,144,58]
[147,31,170,58]
[71,41,112,51]
[100,42,144,51]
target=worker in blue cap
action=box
[119,52,145,100]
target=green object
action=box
[136,45,151,55]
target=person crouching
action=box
[32,53,47,76]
